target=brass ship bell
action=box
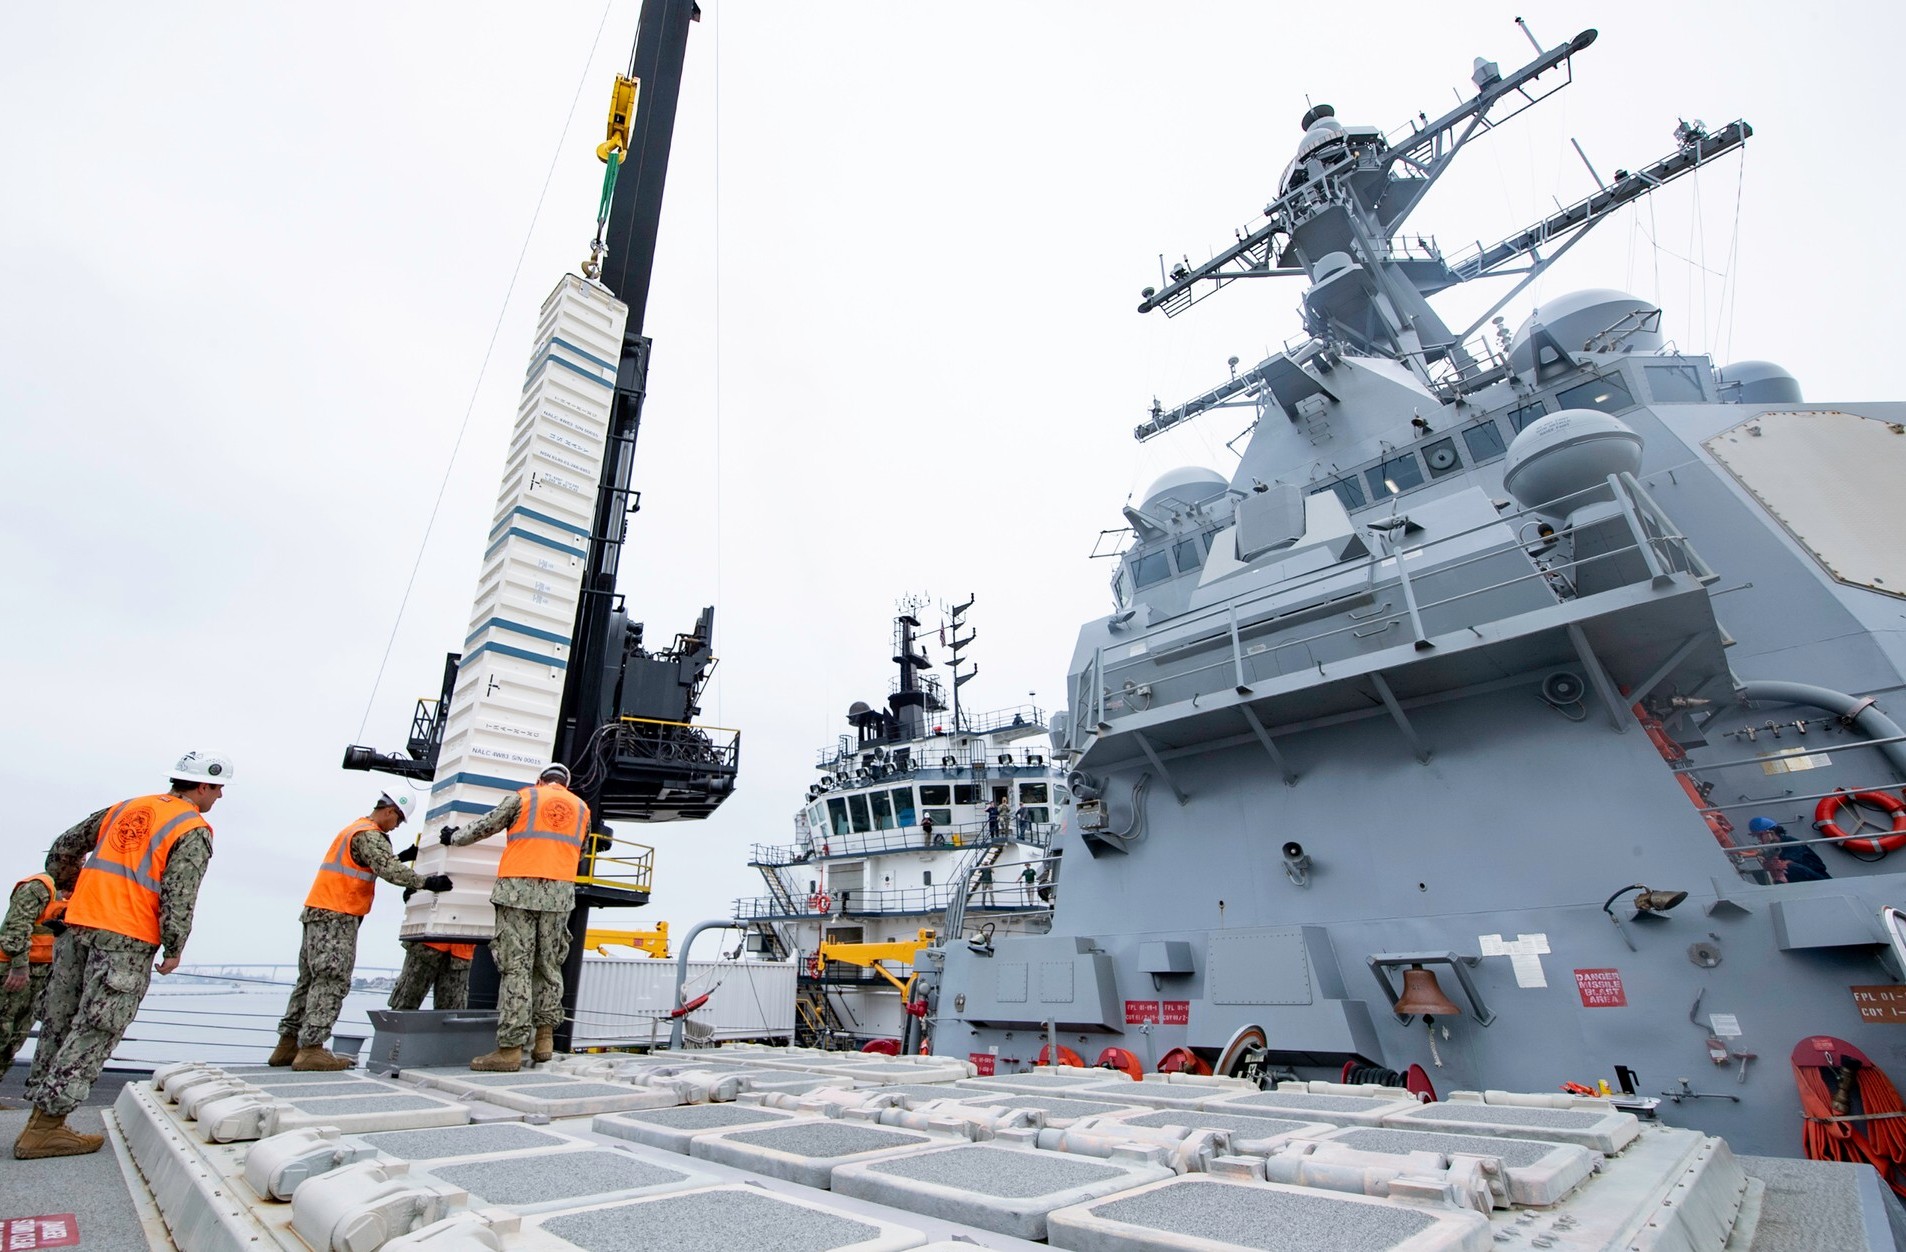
[1394,964,1462,1018]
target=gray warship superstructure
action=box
[924,24,1906,1162]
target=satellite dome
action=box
[1716,360,1802,405]
[1311,251,1356,283]
[1295,114,1347,164]
[1509,289,1663,382]
[1502,410,1644,516]
[847,701,872,718]
[1139,467,1229,513]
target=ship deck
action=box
[3,1048,1901,1252]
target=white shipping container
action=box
[402,274,629,941]
[572,955,796,1048]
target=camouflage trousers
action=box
[492,904,569,1048]
[0,962,51,1073]
[26,927,155,1117]
[277,909,363,1047]
[387,942,471,1011]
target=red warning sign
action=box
[968,1052,996,1076]
[1,1216,80,1250]
[1574,968,1628,1008]
[1123,1000,1189,1024]
[1851,986,1906,1023]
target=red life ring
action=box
[1815,790,1906,856]
[809,892,832,912]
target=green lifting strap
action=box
[597,150,622,229]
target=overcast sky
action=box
[3,2,1900,966]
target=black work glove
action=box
[422,874,454,893]
[439,826,460,845]
[43,919,67,937]
[401,887,416,903]
[396,843,419,863]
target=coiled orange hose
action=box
[1796,1059,1906,1196]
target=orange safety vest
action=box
[496,783,592,882]
[422,941,476,960]
[65,794,212,945]
[304,818,383,916]
[17,874,66,965]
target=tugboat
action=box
[918,22,1906,1167]
[736,598,1064,1050]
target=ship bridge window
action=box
[924,807,952,828]
[890,787,916,826]
[1019,782,1049,803]
[1461,421,1507,464]
[1112,566,1133,609]
[847,793,872,833]
[1020,806,1049,824]
[1508,401,1547,432]
[826,797,851,838]
[1172,536,1207,575]
[920,784,951,806]
[870,790,896,830]
[1131,548,1172,589]
[1645,362,1707,402]
[954,783,980,805]
[1366,452,1424,500]
[1311,477,1366,511]
[1558,374,1636,414]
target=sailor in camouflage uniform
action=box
[0,850,79,1073]
[271,793,451,1070]
[15,751,229,1160]
[387,939,474,1011]
[441,762,591,1072]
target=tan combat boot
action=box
[470,1045,523,1073]
[267,1034,298,1067]
[13,1109,105,1159]
[532,1025,555,1063]
[291,1045,353,1072]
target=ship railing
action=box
[1372,234,1446,265]
[816,750,932,775]
[888,672,949,701]
[1080,473,1712,739]
[1671,730,1906,864]
[920,744,1054,771]
[816,737,1055,777]
[578,830,655,895]
[614,715,741,768]
[752,821,1057,867]
[734,879,1053,919]
[963,704,1049,736]
[1424,329,1513,398]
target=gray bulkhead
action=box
[933,37,1906,1161]
[942,366,1906,1157]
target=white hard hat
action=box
[377,792,412,822]
[540,763,572,785]
[172,751,235,786]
